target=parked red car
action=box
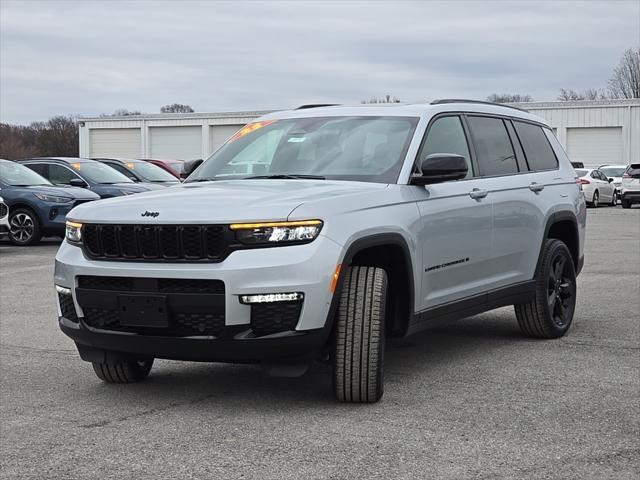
[140,159,186,180]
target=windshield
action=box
[0,161,52,186]
[72,162,134,184]
[188,116,419,183]
[600,166,626,177]
[127,162,179,182]
[575,169,588,177]
[168,161,184,174]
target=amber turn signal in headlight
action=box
[230,220,323,245]
[65,221,82,243]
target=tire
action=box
[610,191,617,206]
[92,358,154,383]
[8,207,42,245]
[621,198,631,209]
[515,239,577,339]
[333,266,387,403]
[591,190,599,208]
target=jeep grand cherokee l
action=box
[54,100,586,403]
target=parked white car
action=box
[575,168,617,207]
[621,163,640,208]
[0,196,9,237]
[599,164,627,202]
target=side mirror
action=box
[69,178,88,188]
[183,158,204,178]
[608,178,614,183]
[410,154,468,185]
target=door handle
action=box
[469,188,488,200]
[529,182,545,193]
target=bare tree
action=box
[486,93,533,103]
[160,103,195,113]
[608,47,640,99]
[557,88,608,101]
[0,116,79,159]
[361,95,401,104]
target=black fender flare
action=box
[537,211,581,276]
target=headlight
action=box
[230,219,323,245]
[34,193,73,203]
[65,221,82,243]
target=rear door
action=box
[414,115,493,309]
[465,115,547,289]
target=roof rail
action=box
[430,99,528,112]
[295,104,341,110]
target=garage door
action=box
[566,127,623,166]
[89,128,141,158]
[149,126,202,160]
[210,125,242,153]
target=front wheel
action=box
[591,190,599,208]
[621,198,631,209]
[333,266,387,403]
[515,239,577,338]
[92,358,154,383]
[610,191,617,206]
[9,208,42,245]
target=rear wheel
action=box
[92,358,154,383]
[8,208,42,246]
[333,266,387,403]
[515,239,576,339]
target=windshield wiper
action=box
[243,174,326,180]
[187,177,217,183]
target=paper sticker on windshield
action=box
[71,163,82,171]
[287,137,305,143]
[228,121,275,143]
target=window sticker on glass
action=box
[287,137,306,143]
[228,121,276,143]
[71,163,82,170]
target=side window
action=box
[418,116,473,179]
[26,163,48,177]
[49,164,80,185]
[467,116,518,176]
[513,121,558,171]
[590,171,599,180]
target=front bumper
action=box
[54,235,344,361]
[621,190,640,202]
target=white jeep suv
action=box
[54,100,586,402]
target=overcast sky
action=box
[1,0,639,124]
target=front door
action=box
[413,115,493,310]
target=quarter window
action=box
[418,116,472,178]
[466,116,518,176]
[513,121,558,171]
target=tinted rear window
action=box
[627,164,640,177]
[513,122,558,171]
[466,116,518,176]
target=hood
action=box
[110,182,165,192]
[11,184,99,200]
[69,179,388,223]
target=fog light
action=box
[55,285,71,295]
[240,292,304,304]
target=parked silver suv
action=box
[54,100,586,402]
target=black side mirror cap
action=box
[69,178,88,188]
[608,178,614,183]
[183,158,204,178]
[410,154,468,186]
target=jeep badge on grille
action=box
[141,211,159,218]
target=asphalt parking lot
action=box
[0,206,638,480]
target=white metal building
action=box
[511,99,640,166]
[79,99,640,166]
[78,111,271,160]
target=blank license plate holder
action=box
[117,294,169,328]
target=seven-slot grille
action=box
[82,224,228,261]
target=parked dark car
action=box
[18,157,165,198]
[0,159,100,245]
[140,159,186,179]
[93,158,180,186]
